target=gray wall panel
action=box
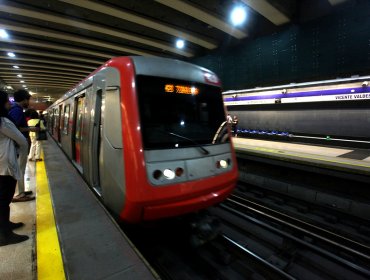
[228,102,370,138]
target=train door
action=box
[49,109,54,133]
[81,86,94,185]
[90,88,103,194]
[98,85,125,211]
[98,87,107,192]
[73,94,85,171]
[62,103,72,158]
[53,107,58,138]
[57,104,63,143]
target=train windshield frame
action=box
[137,75,228,150]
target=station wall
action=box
[228,100,370,139]
[192,0,370,90]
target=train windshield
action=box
[137,75,228,150]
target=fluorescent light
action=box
[29,91,36,95]
[22,85,27,87]
[0,29,9,39]
[6,86,13,89]
[20,80,25,83]
[13,65,19,69]
[176,39,185,49]
[7,52,15,57]
[17,74,22,78]
[230,6,247,26]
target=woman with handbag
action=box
[0,91,29,246]
[27,110,45,162]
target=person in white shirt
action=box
[27,110,45,161]
[227,113,233,124]
[0,91,29,246]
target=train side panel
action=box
[47,67,127,217]
[98,68,126,216]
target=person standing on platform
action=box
[227,113,233,124]
[7,89,36,202]
[0,91,29,246]
[39,112,47,127]
[28,110,45,162]
[232,115,239,137]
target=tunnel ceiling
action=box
[0,0,349,107]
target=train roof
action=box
[49,56,220,107]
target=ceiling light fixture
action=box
[230,6,247,26]
[20,80,25,83]
[176,39,185,49]
[0,29,9,39]
[13,65,19,69]
[17,74,22,78]
[7,52,16,57]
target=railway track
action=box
[124,190,370,279]
[226,193,370,263]
[221,234,297,279]
[232,182,370,254]
[209,196,370,279]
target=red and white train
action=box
[47,56,238,223]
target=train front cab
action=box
[114,57,238,222]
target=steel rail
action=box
[221,234,297,280]
[220,201,370,278]
[229,194,370,260]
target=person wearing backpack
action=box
[27,110,45,162]
[8,90,37,202]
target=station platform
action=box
[0,139,158,280]
[233,138,370,178]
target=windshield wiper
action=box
[159,130,210,155]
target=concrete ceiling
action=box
[0,0,348,109]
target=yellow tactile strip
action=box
[36,151,66,280]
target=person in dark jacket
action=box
[8,90,36,202]
[0,90,29,246]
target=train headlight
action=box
[216,159,229,169]
[163,169,175,180]
[220,160,228,168]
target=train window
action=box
[137,75,228,149]
[63,104,70,135]
[104,87,122,149]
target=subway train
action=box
[223,76,370,147]
[47,56,238,223]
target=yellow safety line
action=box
[236,145,370,169]
[36,151,66,280]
